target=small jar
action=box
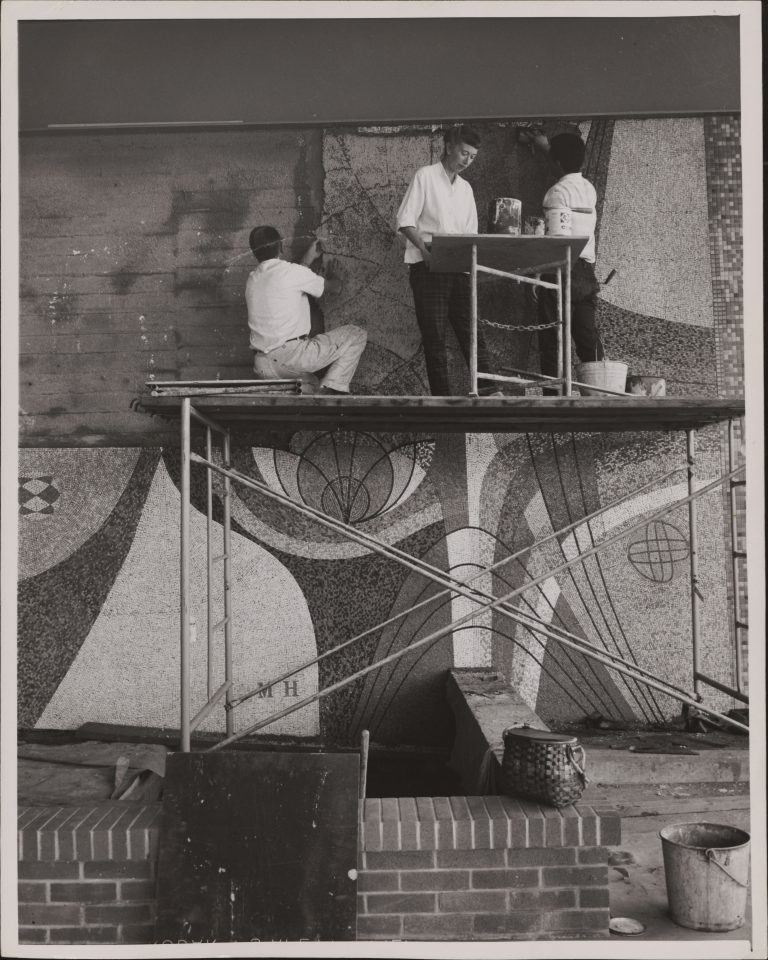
[545,207,573,237]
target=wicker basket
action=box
[500,727,588,808]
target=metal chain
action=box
[480,317,561,332]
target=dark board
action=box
[155,751,359,942]
[19,17,739,130]
[138,395,746,436]
[430,234,588,274]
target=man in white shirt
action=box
[246,226,367,395]
[529,132,605,393]
[396,125,498,396]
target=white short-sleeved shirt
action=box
[543,172,597,263]
[396,162,478,263]
[245,259,325,353]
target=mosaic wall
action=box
[18,117,744,745]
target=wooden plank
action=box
[135,395,746,436]
[155,751,358,942]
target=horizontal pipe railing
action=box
[694,672,749,705]
[477,263,559,289]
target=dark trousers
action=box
[409,262,495,396]
[538,258,604,390]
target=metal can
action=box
[545,207,572,236]
[523,216,545,236]
[489,198,522,235]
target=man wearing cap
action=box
[246,225,367,395]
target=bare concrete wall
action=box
[19,128,324,444]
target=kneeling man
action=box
[246,225,367,394]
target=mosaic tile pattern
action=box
[18,450,142,580]
[591,434,734,710]
[703,115,747,690]
[18,476,60,517]
[598,119,714,327]
[39,459,320,736]
[596,302,716,396]
[18,450,159,727]
[17,116,745,740]
[704,115,744,400]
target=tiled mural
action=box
[18,117,744,745]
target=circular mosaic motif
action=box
[627,520,690,583]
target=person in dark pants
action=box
[396,124,500,397]
[525,131,605,394]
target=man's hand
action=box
[518,128,550,156]
[302,238,324,267]
[322,257,343,295]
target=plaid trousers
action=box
[409,262,496,396]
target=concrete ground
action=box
[578,727,754,947]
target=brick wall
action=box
[17,796,619,944]
[358,795,617,941]
[17,803,161,945]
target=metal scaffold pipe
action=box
[226,463,682,709]
[196,456,747,750]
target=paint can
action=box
[545,206,573,236]
[523,216,545,236]
[489,198,522,235]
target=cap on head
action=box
[249,225,282,261]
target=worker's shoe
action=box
[318,385,348,396]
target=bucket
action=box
[575,360,628,396]
[660,822,750,931]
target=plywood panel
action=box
[155,751,359,943]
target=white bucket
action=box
[575,360,628,396]
[660,822,750,932]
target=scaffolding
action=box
[138,393,748,751]
[429,233,629,399]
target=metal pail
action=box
[660,822,750,931]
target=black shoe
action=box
[318,385,348,396]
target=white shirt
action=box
[396,162,478,263]
[543,172,597,263]
[245,259,325,353]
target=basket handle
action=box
[566,744,589,785]
[705,848,749,887]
